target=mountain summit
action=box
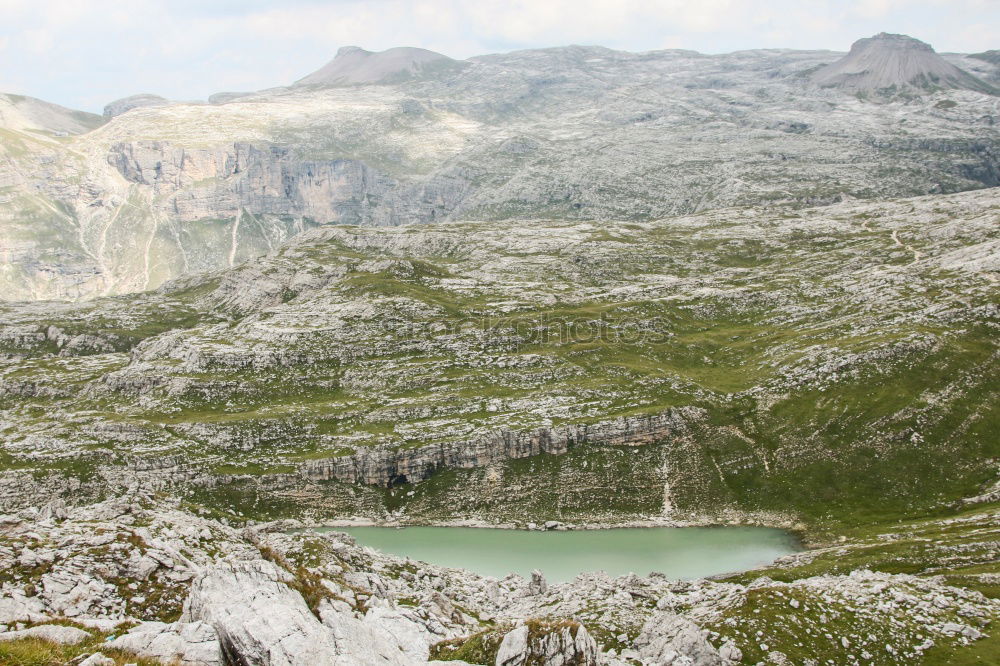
[811,32,996,95]
[294,46,462,86]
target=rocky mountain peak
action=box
[336,45,369,57]
[865,32,935,52]
[811,32,996,95]
[295,45,463,87]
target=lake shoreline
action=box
[280,513,810,549]
[293,512,806,533]
[299,524,803,583]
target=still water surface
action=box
[315,526,799,583]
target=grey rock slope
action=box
[2,35,999,302]
[0,92,104,135]
[295,46,463,86]
[812,32,996,95]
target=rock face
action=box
[106,140,396,225]
[811,33,995,95]
[180,558,427,665]
[103,93,170,118]
[298,409,700,487]
[295,46,462,86]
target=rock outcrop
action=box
[182,559,342,665]
[495,622,599,666]
[298,408,699,486]
[635,612,726,665]
[106,140,396,225]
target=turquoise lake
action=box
[314,526,800,583]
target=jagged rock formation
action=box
[811,32,996,95]
[494,622,599,665]
[2,36,999,301]
[295,46,463,86]
[103,93,171,118]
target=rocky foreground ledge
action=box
[0,494,996,665]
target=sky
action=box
[1,0,997,113]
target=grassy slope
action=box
[708,504,1000,664]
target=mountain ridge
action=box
[1,33,998,303]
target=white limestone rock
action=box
[181,559,340,665]
[495,622,599,666]
[0,596,48,624]
[111,620,223,665]
[317,600,419,665]
[635,612,724,665]
[527,570,547,596]
[0,623,91,644]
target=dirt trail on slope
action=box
[891,229,924,264]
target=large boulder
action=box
[635,612,725,665]
[111,620,223,665]
[318,600,422,665]
[0,623,91,644]
[181,559,340,665]
[181,558,421,666]
[0,595,48,624]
